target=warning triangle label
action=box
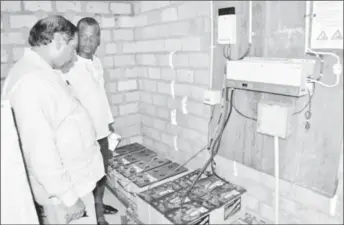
[317,31,328,40]
[331,29,343,40]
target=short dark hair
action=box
[76,17,100,36]
[28,15,77,47]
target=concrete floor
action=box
[103,187,126,224]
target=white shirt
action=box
[1,48,105,207]
[63,55,113,140]
[1,101,40,224]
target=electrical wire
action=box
[210,88,234,183]
[179,109,226,211]
[304,1,342,88]
[306,50,342,88]
[231,82,315,121]
[207,71,229,151]
[306,53,325,81]
[178,147,218,213]
[179,88,234,213]
[206,76,315,191]
[145,145,208,193]
[292,83,315,115]
[143,87,227,200]
[223,43,257,122]
[178,42,252,214]
[123,156,159,188]
[223,43,252,61]
[119,145,209,202]
[222,40,319,122]
[207,105,216,147]
[210,89,232,160]
[232,89,257,121]
[178,42,252,216]
[223,45,231,59]
[308,76,341,88]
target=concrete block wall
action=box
[130,1,343,224]
[1,1,342,224]
[0,1,142,145]
[130,1,213,164]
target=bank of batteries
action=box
[108,143,188,187]
[138,169,247,224]
[108,143,250,224]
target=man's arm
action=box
[96,61,114,125]
[96,69,115,132]
[11,77,79,207]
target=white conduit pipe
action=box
[249,1,253,44]
[274,136,280,224]
[209,0,214,89]
[305,1,312,54]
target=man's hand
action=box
[108,132,121,152]
[64,198,86,223]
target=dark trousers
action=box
[93,137,111,222]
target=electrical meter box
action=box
[257,101,294,139]
[218,7,237,45]
[226,57,316,97]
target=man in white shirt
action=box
[61,17,117,225]
[1,15,105,224]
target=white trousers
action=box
[41,192,96,224]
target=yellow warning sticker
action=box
[311,1,343,49]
